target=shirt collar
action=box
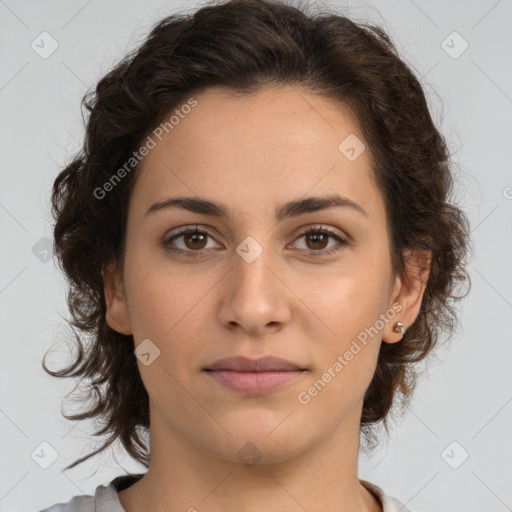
[99,473,413,512]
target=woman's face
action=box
[105,85,419,465]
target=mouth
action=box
[204,355,307,372]
[203,355,308,394]
[204,369,306,394]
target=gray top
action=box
[37,474,413,512]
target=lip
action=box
[203,356,308,394]
[205,369,305,394]
[204,356,306,372]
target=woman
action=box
[38,0,471,510]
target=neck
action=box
[117,405,382,512]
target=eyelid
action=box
[163,223,348,241]
[162,224,222,245]
[293,224,348,241]
[289,224,349,256]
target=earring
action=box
[393,321,406,335]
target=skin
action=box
[104,85,430,512]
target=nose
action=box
[216,246,291,336]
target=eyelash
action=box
[161,224,349,258]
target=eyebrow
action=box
[144,193,367,221]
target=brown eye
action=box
[304,231,330,250]
[291,226,349,257]
[182,231,208,250]
[162,225,221,257]
[162,224,349,259]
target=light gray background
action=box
[1,1,511,511]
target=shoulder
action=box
[37,494,95,512]
[360,479,414,512]
[36,473,145,512]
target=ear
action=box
[383,247,431,344]
[102,260,133,335]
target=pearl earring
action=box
[393,321,406,335]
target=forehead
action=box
[129,85,384,221]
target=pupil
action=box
[308,233,327,249]
[187,232,206,249]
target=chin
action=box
[197,423,312,467]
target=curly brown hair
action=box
[44,0,472,471]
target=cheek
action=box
[297,272,386,411]
[295,257,390,382]
[124,256,216,375]
[298,257,390,335]
[123,244,208,335]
